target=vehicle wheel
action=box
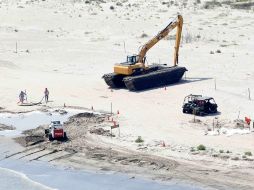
[63,132,67,141]
[45,129,49,135]
[48,134,53,141]
[199,112,205,116]
[209,107,217,113]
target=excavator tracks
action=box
[102,73,125,88]
[103,66,187,91]
[124,66,187,91]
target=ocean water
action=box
[0,159,203,190]
[0,109,88,137]
[0,167,53,190]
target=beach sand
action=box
[0,0,254,189]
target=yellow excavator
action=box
[103,14,187,91]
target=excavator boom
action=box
[138,15,183,67]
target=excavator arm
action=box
[138,14,183,67]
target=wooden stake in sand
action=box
[110,102,113,115]
[111,121,120,137]
[15,42,17,53]
[193,109,196,123]
[123,41,126,54]
[213,118,214,131]
[237,111,240,120]
[248,88,251,100]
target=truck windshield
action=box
[52,121,61,125]
[209,99,216,104]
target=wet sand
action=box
[6,110,254,190]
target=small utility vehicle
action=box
[182,94,218,116]
[45,121,67,141]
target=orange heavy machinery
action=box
[103,14,187,91]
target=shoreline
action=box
[0,136,204,190]
[1,107,253,190]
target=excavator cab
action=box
[124,55,145,65]
[126,55,138,65]
[113,55,146,75]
